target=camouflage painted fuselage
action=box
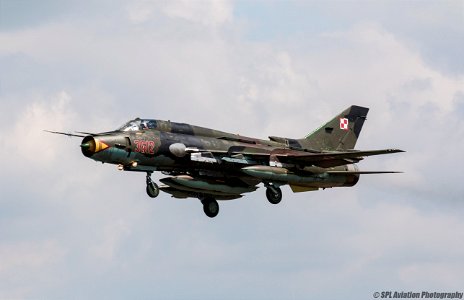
[83,122,284,176]
[82,111,370,197]
[72,105,402,213]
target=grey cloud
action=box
[236,1,464,75]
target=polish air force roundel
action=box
[340,118,349,130]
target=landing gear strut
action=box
[265,185,282,204]
[201,197,219,218]
[146,172,159,198]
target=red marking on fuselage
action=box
[134,139,155,155]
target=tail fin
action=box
[298,105,369,151]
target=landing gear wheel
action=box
[202,198,219,218]
[146,182,159,198]
[266,186,282,204]
[146,173,159,198]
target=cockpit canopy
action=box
[118,118,158,132]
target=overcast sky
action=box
[0,0,463,299]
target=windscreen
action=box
[117,119,157,131]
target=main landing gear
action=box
[146,172,159,198]
[201,196,219,218]
[265,184,282,204]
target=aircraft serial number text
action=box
[134,140,155,155]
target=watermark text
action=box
[373,291,463,299]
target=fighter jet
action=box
[47,105,403,218]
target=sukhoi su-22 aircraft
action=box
[47,105,403,218]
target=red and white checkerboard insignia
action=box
[339,118,349,130]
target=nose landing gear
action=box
[146,172,159,198]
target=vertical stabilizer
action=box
[298,105,369,151]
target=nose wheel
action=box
[266,185,282,204]
[146,173,159,198]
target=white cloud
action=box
[399,263,464,288]
[0,240,66,274]
[126,1,155,23]
[90,219,132,262]
[126,0,233,27]
[163,0,232,27]
[309,24,461,112]
[0,240,66,298]
[0,91,76,166]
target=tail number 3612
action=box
[134,140,155,155]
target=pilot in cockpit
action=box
[140,121,148,130]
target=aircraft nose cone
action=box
[81,137,96,157]
[80,136,109,157]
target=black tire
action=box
[146,182,159,198]
[266,187,282,204]
[203,199,219,218]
